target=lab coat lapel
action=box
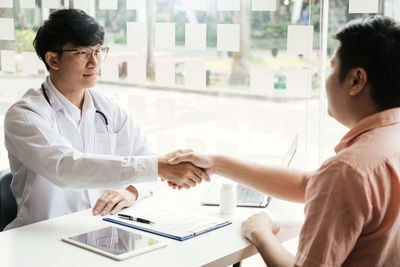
[84,97,108,207]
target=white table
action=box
[0,181,304,267]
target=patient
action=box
[167,15,400,266]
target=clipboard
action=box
[104,206,232,241]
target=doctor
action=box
[3,9,208,230]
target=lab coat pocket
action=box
[94,132,117,154]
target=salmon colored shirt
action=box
[295,108,400,266]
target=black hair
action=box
[333,15,400,110]
[33,9,104,70]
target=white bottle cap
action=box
[221,183,235,190]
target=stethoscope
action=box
[41,83,109,126]
[41,83,113,150]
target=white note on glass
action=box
[20,0,35,8]
[127,22,147,48]
[155,23,175,49]
[127,57,146,84]
[22,52,38,74]
[216,103,239,130]
[74,0,91,10]
[185,24,206,50]
[99,0,117,10]
[395,0,400,15]
[285,68,311,97]
[156,97,177,124]
[250,66,274,95]
[155,59,175,86]
[217,24,240,52]
[1,50,16,72]
[126,0,145,9]
[287,25,313,55]
[100,58,119,81]
[0,18,14,40]
[349,0,378,13]
[217,0,240,11]
[0,0,12,8]
[128,94,147,119]
[42,0,60,8]
[184,0,207,10]
[248,106,271,134]
[252,0,276,11]
[185,61,206,90]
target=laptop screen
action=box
[201,134,299,208]
[281,134,298,167]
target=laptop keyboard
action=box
[237,184,265,203]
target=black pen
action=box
[118,213,155,224]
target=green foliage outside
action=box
[114,33,126,44]
[13,29,36,53]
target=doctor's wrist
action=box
[125,185,139,200]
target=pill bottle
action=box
[219,183,237,215]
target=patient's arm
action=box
[168,153,311,203]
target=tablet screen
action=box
[67,226,162,256]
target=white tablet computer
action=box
[62,226,167,261]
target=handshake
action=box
[92,149,212,216]
[158,149,215,189]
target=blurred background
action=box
[0,0,398,171]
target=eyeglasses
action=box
[57,47,109,62]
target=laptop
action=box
[201,134,298,208]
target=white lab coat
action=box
[4,76,157,230]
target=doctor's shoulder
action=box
[88,88,118,111]
[5,88,53,124]
[88,88,131,121]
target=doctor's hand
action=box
[158,150,211,189]
[92,185,138,216]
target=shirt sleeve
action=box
[110,96,157,200]
[295,160,372,267]
[4,101,158,190]
[111,98,155,158]
[133,183,156,200]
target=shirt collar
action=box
[44,76,96,124]
[335,108,400,153]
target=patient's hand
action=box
[92,185,138,216]
[242,212,280,243]
[158,149,210,189]
[168,151,216,176]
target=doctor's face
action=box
[52,43,104,90]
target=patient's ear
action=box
[45,51,60,71]
[349,67,367,96]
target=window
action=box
[0,0,398,171]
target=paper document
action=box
[104,206,231,241]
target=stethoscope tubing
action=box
[40,83,113,151]
[41,83,109,126]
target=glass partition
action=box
[0,0,396,171]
